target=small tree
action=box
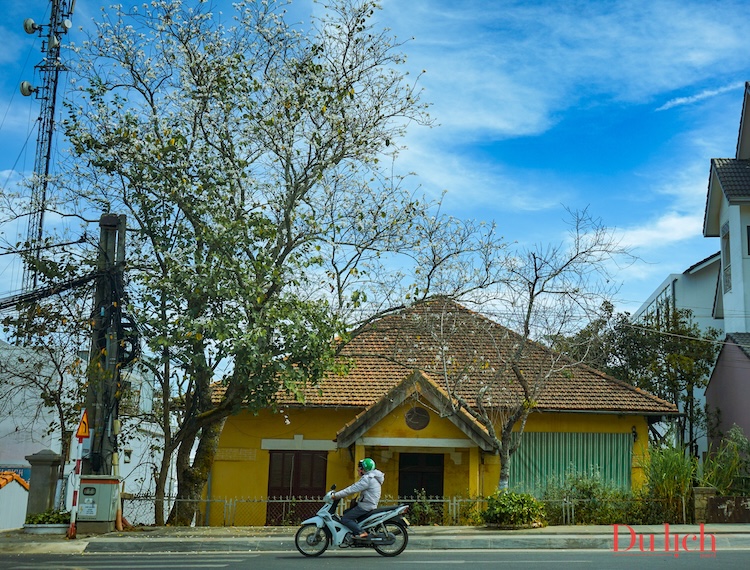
[700,425,750,495]
[481,209,628,488]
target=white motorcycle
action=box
[294,485,410,557]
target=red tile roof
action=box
[216,299,677,416]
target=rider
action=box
[332,457,384,539]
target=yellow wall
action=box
[209,404,651,524]
[211,407,358,498]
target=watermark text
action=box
[612,524,716,558]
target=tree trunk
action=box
[154,342,171,526]
[167,416,227,526]
[497,446,511,490]
[154,446,172,526]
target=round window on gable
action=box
[405,406,430,431]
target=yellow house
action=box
[209,300,678,525]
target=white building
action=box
[636,81,750,454]
[633,253,722,458]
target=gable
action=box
[335,371,496,451]
[703,159,750,237]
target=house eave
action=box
[538,408,680,417]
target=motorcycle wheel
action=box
[373,521,408,557]
[295,524,330,557]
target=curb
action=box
[77,535,742,553]
[4,525,750,555]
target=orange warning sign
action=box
[76,410,90,439]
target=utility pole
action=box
[82,214,127,476]
[20,0,76,291]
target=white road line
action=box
[394,560,593,565]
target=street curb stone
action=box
[3,524,750,554]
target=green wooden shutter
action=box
[508,432,632,495]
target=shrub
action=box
[624,488,673,525]
[700,425,750,496]
[25,510,71,524]
[543,467,632,525]
[641,445,695,523]
[481,490,545,527]
[406,489,443,525]
[456,496,484,526]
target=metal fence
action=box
[122,494,692,528]
[122,494,487,527]
[543,496,691,526]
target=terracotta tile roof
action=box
[212,300,677,415]
[0,471,29,491]
[265,299,677,416]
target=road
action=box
[0,549,746,569]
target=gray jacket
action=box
[335,469,385,510]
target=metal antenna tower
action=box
[20,0,76,291]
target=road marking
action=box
[14,561,236,570]
[9,556,259,570]
[393,559,593,566]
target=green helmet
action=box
[359,458,376,472]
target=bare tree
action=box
[344,209,631,490]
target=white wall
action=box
[0,482,29,530]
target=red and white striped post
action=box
[67,410,90,539]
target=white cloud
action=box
[619,211,704,249]
[656,82,745,111]
[383,0,750,142]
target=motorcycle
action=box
[294,485,410,557]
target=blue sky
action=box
[2,0,750,316]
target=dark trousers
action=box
[341,504,371,535]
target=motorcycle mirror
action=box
[330,484,337,490]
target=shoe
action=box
[356,532,369,539]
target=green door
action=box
[508,432,633,495]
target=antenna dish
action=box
[23,18,38,35]
[20,81,36,97]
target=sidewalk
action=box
[3,524,750,555]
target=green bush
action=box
[543,467,632,525]
[25,510,71,524]
[700,425,750,496]
[481,490,545,527]
[456,496,484,526]
[642,445,695,523]
[623,488,673,525]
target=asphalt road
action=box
[1,549,747,570]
